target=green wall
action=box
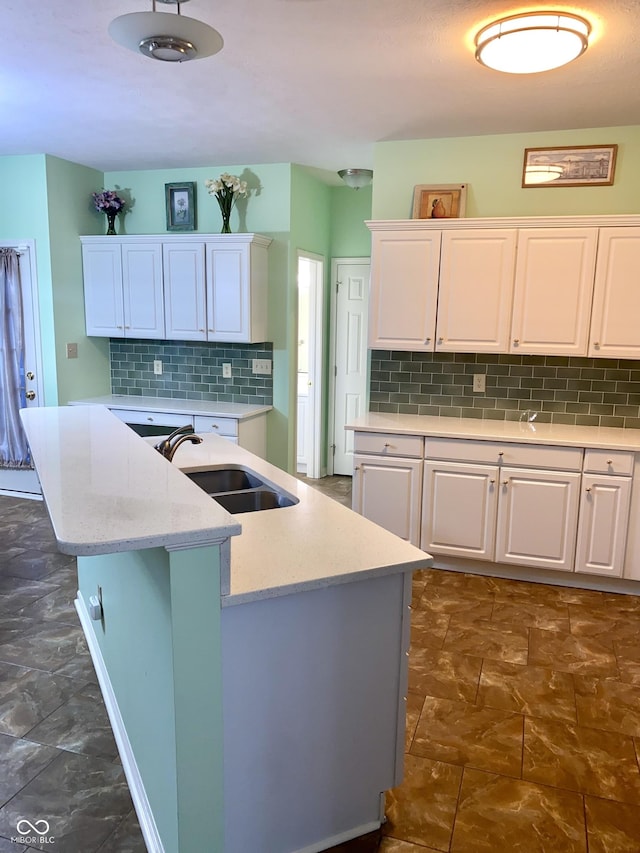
[46,155,111,403]
[372,125,640,219]
[330,184,372,258]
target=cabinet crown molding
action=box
[80,233,272,248]
[367,215,640,231]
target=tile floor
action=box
[2,479,640,853]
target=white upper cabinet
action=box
[436,229,516,353]
[163,243,206,341]
[510,228,598,356]
[82,234,270,343]
[589,227,640,358]
[83,240,164,338]
[368,230,441,351]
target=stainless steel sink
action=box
[184,466,299,514]
[186,468,264,494]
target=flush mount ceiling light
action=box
[338,169,374,190]
[109,0,223,63]
[475,11,591,74]
[524,164,564,183]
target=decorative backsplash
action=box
[110,339,273,405]
[370,351,640,429]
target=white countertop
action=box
[346,413,640,452]
[21,406,431,606]
[68,395,272,420]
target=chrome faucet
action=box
[154,424,203,462]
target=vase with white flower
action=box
[92,190,126,235]
[204,173,247,234]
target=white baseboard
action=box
[75,594,164,853]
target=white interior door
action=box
[0,240,44,497]
[296,252,324,479]
[329,259,370,476]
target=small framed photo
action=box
[412,184,467,219]
[165,182,196,231]
[522,145,618,188]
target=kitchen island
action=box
[20,405,431,853]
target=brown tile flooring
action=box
[3,479,640,852]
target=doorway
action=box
[296,252,324,478]
[328,258,370,476]
[0,241,44,497]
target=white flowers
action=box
[205,173,248,196]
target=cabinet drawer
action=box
[583,448,634,476]
[354,432,423,458]
[110,408,193,429]
[425,437,582,471]
[194,415,238,437]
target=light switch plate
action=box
[252,359,272,375]
[66,342,78,359]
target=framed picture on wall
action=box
[522,145,618,187]
[412,184,467,219]
[165,182,196,231]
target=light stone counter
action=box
[347,412,640,451]
[21,405,431,606]
[68,395,272,420]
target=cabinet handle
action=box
[585,487,592,492]
[212,424,219,429]
[502,480,509,486]
[437,337,444,344]
[593,342,600,349]
[354,466,360,472]
[513,338,520,345]
[607,459,613,465]
[383,442,391,448]
[147,417,154,422]
[425,337,431,344]
[498,451,504,457]
[490,479,496,484]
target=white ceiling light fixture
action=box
[109,0,224,63]
[338,169,374,190]
[475,11,591,74]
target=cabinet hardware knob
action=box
[354,466,360,471]
[26,371,35,380]
[585,487,592,492]
[594,342,600,348]
[212,424,219,429]
[498,451,504,457]
[147,417,154,422]
[26,390,36,400]
[199,329,205,333]
[437,337,444,344]
[607,459,613,465]
[513,339,520,345]
[490,479,496,484]
[425,337,431,344]
[502,480,509,486]
[383,442,391,447]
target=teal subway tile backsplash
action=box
[369,352,640,429]
[110,339,273,405]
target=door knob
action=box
[26,390,36,400]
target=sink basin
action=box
[186,468,264,494]
[184,465,299,514]
[212,489,298,514]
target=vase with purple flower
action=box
[92,189,126,235]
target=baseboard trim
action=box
[75,594,164,853]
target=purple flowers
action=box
[92,190,125,213]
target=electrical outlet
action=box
[66,342,78,359]
[473,373,486,393]
[153,360,163,375]
[252,359,272,375]
[222,363,232,378]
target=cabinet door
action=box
[206,243,251,342]
[82,243,124,336]
[496,467,581,571]
[510,228,597,356]
[368,230,441,351]
[163,243,206,341]
[436,229,516,353]
[589,227,640,358]
[575,474,631,577]
[421,461,498,560]
[121,243,165,338]
[352,454,423,546]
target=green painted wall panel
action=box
[330,185,372,258]
[372,125,640,219]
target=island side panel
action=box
[77,544,226,853]
[221,570,411,853]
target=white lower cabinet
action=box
[575,474,632,576]
[495,467,581,571]
[353,432,424,546]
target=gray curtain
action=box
[0,248,30,468]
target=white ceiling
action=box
[2,1,639,182]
